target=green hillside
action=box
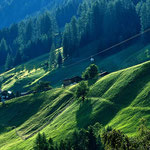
[1,60,150,149]
[1,42,150,93]
[1,0,150,149]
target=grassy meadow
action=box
[1,60,150,149]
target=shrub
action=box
[32,81,52,93]
[82,64,99,80]
[34,133,49,150]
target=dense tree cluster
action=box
[34,123,103,150]
[62,0,150,59]
[0,0,65,28]
[137,0,150,42]
[102,119,150,149]
[1,0,150,72]
[0,12,54,70]
[55,0,83,28]
[34,119,150,150]
[0,0,83,71]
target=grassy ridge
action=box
[1,60,150,149]
[107,62,150,136]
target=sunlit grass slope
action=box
[0,53,49,92]
[105,61,150,136]
[0,87,117,149]
[1,42,150,92]
[1,60,150,149]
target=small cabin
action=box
[99,71,109,77]
[63,76,83,87]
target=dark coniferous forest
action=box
[0,0,150,71]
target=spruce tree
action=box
[140,0,150,42]
[9,23,19,43]
[70,16,79,56]
[5,53,13,71]
[49,43,56,70]
[14,50,22,66]
[0,39,8,66]
[40,12,52,35]
[62,24,71,59]
[34,133,43,150]
[34,133,49,150]
[87,126,98,150]
[57,52,63,68]
[42,133,49,150]
[24,20,33,43]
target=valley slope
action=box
[1,42,150,92]
[1,60,150,149]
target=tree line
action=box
[0,11,54,70]
[62,0,150,59]
[33,123,103,150]
[0,0,73,29]
[1,0,150,71]
[0,0,83,71]
[33,118,150,150]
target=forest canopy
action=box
[0,0,150,71]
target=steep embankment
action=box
[1,60,150,149]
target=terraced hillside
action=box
[1,60,150,149]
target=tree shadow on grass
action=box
[76,98,119,130]
[76,99,93,129]
[87,78,98,87]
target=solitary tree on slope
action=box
[76,81,89,102]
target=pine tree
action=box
[24,20,33,43]
[140,0,150,42]
[49,138,55,150]
[0,38,8,66]
[57,52,63,68]
[62,16,79,58]
[40,12,52,36]
[14,50,22,66]
[8,23,18,43]
[5,53,13,71]
[49,43,56,70]
[87,126,98,150]
[91,0,106,39]
[62,23,71,59]
[42,133,49,150]
[70,16,79,56]
[34,133,49,150]
[34,133,43,150]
